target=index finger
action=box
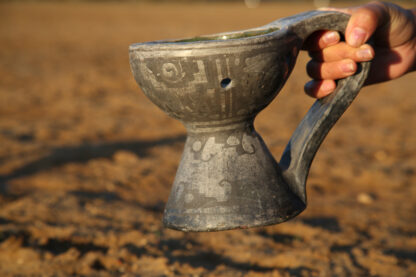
[302,30,341,51]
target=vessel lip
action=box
[129,27,286,52]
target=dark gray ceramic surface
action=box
[129,11,371,232]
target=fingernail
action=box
[321,81,335,92]
[341,62,355,73]
[349,27,367,47]
[323,31,339,44]
[356,47,373,60]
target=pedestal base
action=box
[163,122,305,231]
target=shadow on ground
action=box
[0,134,186,185]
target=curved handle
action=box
[278,11,371,204]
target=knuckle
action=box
[336,42,354,59]
[320,42,351,61]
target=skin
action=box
[304,1,416,98]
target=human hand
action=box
[304,1,416,98]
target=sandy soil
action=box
[0,2,415,276]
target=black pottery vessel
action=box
[129,11,371,231]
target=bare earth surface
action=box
[0,2,415,276]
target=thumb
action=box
[344,2,389,47]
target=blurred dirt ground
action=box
[0,2,415,276]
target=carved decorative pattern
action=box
[161,62,185,83]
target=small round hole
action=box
[221,78,232,88]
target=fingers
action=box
[304,36,374,99]
[319,3,388,47]
[321,2,390,47]
[304,80,336,98]
[304,1,395,98]
[303,30,340,51]
[309,42,374,62]
[304,1,414,98]
[307,58,357,80]
[304,45,373,98]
